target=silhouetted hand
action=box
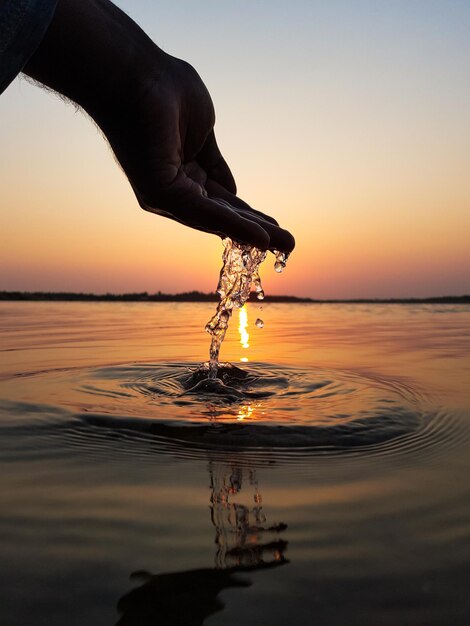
[24,0,295,252]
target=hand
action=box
[100,55,296,252]
[24,0,295,252]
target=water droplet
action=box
[255,318,264,328]
[274,250,288,273]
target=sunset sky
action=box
[1,0,469,298]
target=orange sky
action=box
[1,0,469,298]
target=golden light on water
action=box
[237,404,254,421]
[238,305,250,362]
[235,302,265,420]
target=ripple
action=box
[0,361,467,468]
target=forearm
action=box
[23,0,165,115]
[19,0,295,251]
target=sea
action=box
[0,301,469,625]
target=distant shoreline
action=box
[0,291,469,304]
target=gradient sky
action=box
[1,0,469,298]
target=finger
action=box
[197,132,281,228]
[178,196,271,249]
[196,130,237,194]
[205,178,279,226]
[162,171,271,249]
[205,180,295,253]
[232,207,295,253]
[211,194,295,253]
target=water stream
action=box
[205,238,288,379]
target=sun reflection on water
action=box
[238,305,250,362]
[237,404,254,421]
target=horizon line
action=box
[0,290,469,304]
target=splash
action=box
[205,238,288,379]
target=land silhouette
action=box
[0,291,468,304]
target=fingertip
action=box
[263,226,295,255]
[282,229,296,253]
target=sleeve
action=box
[0,0,59,95]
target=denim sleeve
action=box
[0,0,59,95]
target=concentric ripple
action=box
[76,361,410,411]
[0,361,466,463]
[72,361,425,447]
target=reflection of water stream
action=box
[209,457,288,569]
[116,455,289,626]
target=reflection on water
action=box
[238,306,250,356]
[117,457,288,626]
[209,458,288,569]
[117,563,285,626]
[0,302,470,625]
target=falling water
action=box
[205,238,288,379]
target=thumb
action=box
[196,130,237,194]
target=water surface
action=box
[0,301,469,625]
